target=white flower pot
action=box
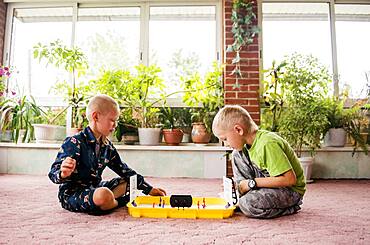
[15,129,27,144]
[182,133,190,143]
[33,124,66,143]
[138,128,161,145]
[324,128,347,147]
[300,157,314,183]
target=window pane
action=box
[9,7,72,103]
[335,4,370,98]
[262,3,332,82]
[149,6,217,97]
[76,7,140,80]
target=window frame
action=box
[260,0,370,97]
[3,0,222,107]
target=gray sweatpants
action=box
[233,150,303,219]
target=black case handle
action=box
[170,195,193,208]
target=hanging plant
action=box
[226,0,260,89]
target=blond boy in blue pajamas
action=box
[49,94,166,215]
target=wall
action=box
[0,143,230,178]
[223,0,260,123]
[1,143,369,179]
[309,148,370,179]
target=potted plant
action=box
[0,65,12,97]
[276,53,332,182]
[182,63,224,144]
[361,71,370,145]
[322,96,350,147]
[0,95,42,143]
[32,107,67,143]
[0,97,14,142]
[123,64,165,145]
[33,39,89,135]
[115,108,140,145]
[0,66,14,141]
[88,65,165,145]
[88,69,136,143]
[159,106,183,146]
[174,107,192,143]
[345,102,369,155]
[261,60,287,132]
[51,81,90,134]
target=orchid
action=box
[0,66,13,96]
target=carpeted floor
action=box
[0,174,369,244]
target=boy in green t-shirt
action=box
[212,105,305,219]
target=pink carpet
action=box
[0,174,369,244]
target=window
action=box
[262,2,332,84]
[4,2,220,106]
[76,6,141,79]
[335,4,370,98]
[149,6,217,96]
[8,7,72,105]
[262,1,370,99]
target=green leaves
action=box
[88,64,165,128]
[33,40,89,128]
[227,0,259,82]
[266,53,332,157]
[0,95,42,143]
[33,40,88,76]
[182,62,223,131]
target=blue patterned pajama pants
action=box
[58,177,129,215]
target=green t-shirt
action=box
[248,130,306,196]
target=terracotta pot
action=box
[162,128,184,146]
[348,133,369,146]
[191,122,211,144]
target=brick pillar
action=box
[0,1,7,64]
[223,0,260,124]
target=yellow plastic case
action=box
[127,196,235,219]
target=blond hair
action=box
[212,105,258,134]
[86,94,120,122]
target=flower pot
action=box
[33,124,66,143]
[182,133,191,143]
[324,128,347,147]
[299,157,314,183]
[348,132,369,146]
[162,129,183,146]
[138,128,161,145]
[0,130,12,142]
[122,134,139,145]
[15,129,27,144]
[191,122,211,144]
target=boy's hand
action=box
[149,187,166,196]
[238,180,250,196]
[60,157,76,179]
